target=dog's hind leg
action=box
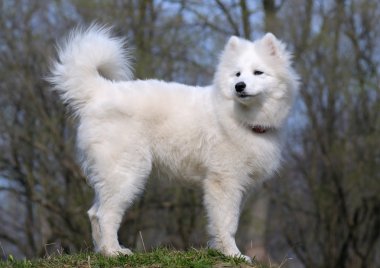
[88,203,102,252]
[88,153,151,256]
[203,174,252,263]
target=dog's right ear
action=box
[225,36,241,51]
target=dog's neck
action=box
[231,103,278,134]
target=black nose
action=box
[235,82,246,93]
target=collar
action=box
[250,125,274,134]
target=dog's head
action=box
[214,33,299,128]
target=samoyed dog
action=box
[49,25,299,262]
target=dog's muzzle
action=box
[235,82,246,93]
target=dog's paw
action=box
[118,247,133,256]
[99,246,133,257]
[238,254,252,264]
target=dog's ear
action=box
[262,33,282,56]
[225,36,241,51]
[261,33,291,62]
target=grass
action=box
[0,248,268,268]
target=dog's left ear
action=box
[261,33,289,60]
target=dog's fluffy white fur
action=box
[49,25,299,261]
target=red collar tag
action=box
[252,125,267,134]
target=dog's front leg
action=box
[203,175,251,263]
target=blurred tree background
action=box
[0,1,379,267]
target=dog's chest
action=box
[244,136,282,180]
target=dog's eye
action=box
[254,70,264,75]
[235,72,241,77]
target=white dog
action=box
[49,25,299,262]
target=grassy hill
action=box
[0,248,268,268]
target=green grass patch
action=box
[0,248,267,268]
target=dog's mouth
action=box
[236,92,260,99]
[236,93,253,98]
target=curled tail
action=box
[48,24,133,111]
